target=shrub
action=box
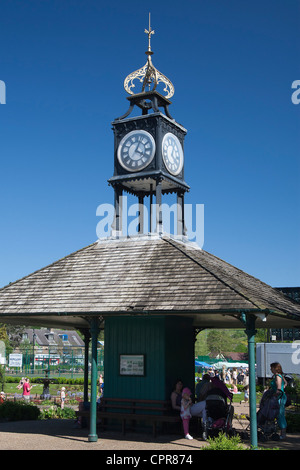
[39,405,76,420]
[286,413,300,432]
[5,376,86,385]
[0,401,40,421]
[5,376,19,384]
[203,432,246,450]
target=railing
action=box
[5,346,104,378]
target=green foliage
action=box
[255,329,269,343]
[203,432,245,450]
[292,375,300,396]
[3,376,18,384]
[195,327,270,358]
[39,405,76,420]
[206,330,233,356]
[195,329,249,357]
[0,401,40,421]
[0,365,5,391]
[286,413,300,432]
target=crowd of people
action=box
[171,373,235,440]
[197,366,250,403]
[171,362,288,441]
[0,377,71,410]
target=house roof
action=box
[223,352,248,362]
[24,328,84,347]
[0,234,300,330]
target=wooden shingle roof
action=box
[0,234,299,329]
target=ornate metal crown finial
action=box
[124,13,175,99]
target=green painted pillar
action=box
[88,317,99,442]
[245,314,258,449]
[83,329,90,403]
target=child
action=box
[0,391,6,404]
[60,387,66,409]
[240,373,249,404]
[180,387,193,440]
[17,377,25,390]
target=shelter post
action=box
[82,329,90,403]
[242,313,258,449]
[88,317,100,442]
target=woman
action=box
[22,377,32,402]
[171,379,183,411]
[270,362,287,440]
[232,368,237,385]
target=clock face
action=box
[117,130,156,172]
[162,133,184,176]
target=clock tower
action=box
[108,17,189,236]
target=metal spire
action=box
[124,14,174,99]
[144,12,155,54]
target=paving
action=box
[0,403,299,451]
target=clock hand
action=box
[167,146,175,164]
[130,142,145,161]
[134,143,145,158]
[137,143,144,154]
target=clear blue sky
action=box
[0,0,299,289]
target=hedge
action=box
[0,401,41,421]
[5,377,86,385]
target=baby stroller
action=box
[204,392,234,439]
[257,389,280,442]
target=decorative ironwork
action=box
[124,14,174,99]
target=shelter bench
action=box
[76,397,183,437]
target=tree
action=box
[255,329,269,343]
[0,365,5,392]
[206,330,234,357]
[195,330,210,357]
[0,324,8,343]
[5,324,25,349]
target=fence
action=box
[5,346,104,379]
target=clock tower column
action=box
[108,19,190,238]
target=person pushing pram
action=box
[201,376,235,438]
[257,362,287,441]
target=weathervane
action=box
[124,13,175,99]
[145,12,155,54]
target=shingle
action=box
[0,235,299,327]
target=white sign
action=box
[120,354,145,376]
[9,353,23,368]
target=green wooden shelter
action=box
[1,234,300,447]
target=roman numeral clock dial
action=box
[117,130,156,172]
[162,133,184,176]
